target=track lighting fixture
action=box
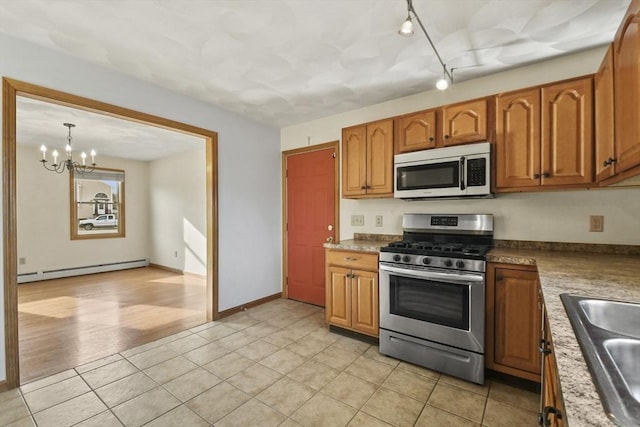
[398,0,453,90]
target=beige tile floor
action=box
[0,299,540,426]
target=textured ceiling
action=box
[0,0,631,130]
[17,97,204,162]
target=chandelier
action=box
[40,123,96,174]
[398,0,454,90]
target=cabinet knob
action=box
[428,137,434,142]
[533,173,541,179]
[444,134,450,140]
[542,172,550,178]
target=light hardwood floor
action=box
[17,266,207,383]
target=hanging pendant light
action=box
[40,123,97,174]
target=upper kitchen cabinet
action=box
[612,0,640,179]
[541,78,594,187]
[396,109,437,153]
[441,98,489,147]
[595,45,616,182]
[342,119,394,198]
[395,98,489,154]
[495,77,594,191]
[495,88,541,189]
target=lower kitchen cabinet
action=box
[486,263,542,382]
[540,306,566,427]
[325,249,379,337]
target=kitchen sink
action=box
[561,294,640,427]
[579,299,640,339]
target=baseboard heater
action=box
[18,259,150,284]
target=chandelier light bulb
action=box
[40,145,47,160]
[436,77,449,90]
[398,16,414,36]
[81,152,87,165]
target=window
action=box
[70,167,125,239]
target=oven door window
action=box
[389,274,470,330]
[396,160,459,191]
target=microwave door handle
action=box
[459,156,466,191]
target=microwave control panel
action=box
[467,159,486,187]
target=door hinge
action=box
[285,169,288,178]
[332,152,336,158]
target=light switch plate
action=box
[351,215,364,226]
[589,215,604,232]
[375,215,383,227]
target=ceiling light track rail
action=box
[399,0,453,90]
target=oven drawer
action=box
[326,250,378,270]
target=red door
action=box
[286,147,336,306]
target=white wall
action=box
[0,34,282,382]
[16,145,150,274]
[281,47,640,245]
[149,146,206,276]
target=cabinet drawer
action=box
[326,250,378,271]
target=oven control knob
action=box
[402,255,411,263]
[393,255,401,262]
[422,257,431,265]
[444,259,453,267]
[456,260,465,269]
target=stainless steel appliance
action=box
[379,213,494,384]
[394,142,491,199]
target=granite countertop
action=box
[488,247,640,427]
[323,233,401,253]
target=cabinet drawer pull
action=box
[538,339,551,355]
[344,257,358,261]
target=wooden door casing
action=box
[541,78,594,186]
[614,0,640,174]
[496,89,541,189]
[595,45,617,182]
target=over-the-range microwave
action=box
[394,142,492,199]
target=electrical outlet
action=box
[589,215,604,232]
[18,257,26,265]
[375,215,383,227]
[351,214,364,226]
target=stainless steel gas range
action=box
[378,213,494,384]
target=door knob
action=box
[326,236,334,243]
[327,225,333,231]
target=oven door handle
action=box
[379,263,484,283]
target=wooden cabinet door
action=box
[326,266,351,328]
[495,89,541,189]
[542,316,565,427]
[342,125,367,197]
[493,268,542,376]
[396,110,437,153]
[351,269,378,337]
[614,0,640,174]
[441,99,488,146]
[595,45,617,182]
[541,78,594,186]
[366,119,394,196]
